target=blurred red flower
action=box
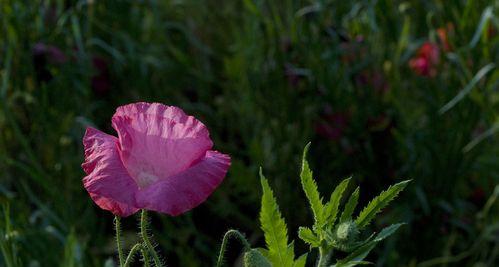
[32,42,67,82]
[437,23,454,52]
[91,56,111,95]
[315,111,349,142]
[409,42,440,77]
[355,70,390,94]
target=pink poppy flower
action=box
[82,102,231,217]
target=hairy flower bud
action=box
[333,221,359,251]
[244,249,272,267]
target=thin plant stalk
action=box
[216,229,251,267]
[114,216,125,267]
[317,247,331,267]
[124,243,142,267]
[140,210,163,267]
[142,246,151,267]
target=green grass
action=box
[1,0,498,266]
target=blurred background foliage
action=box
[1,0,498,266]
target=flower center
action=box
[136,171,159,188]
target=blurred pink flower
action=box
[91,56,111,95]
[354,70,390,94]
[340,35,366,64]
[409,42,440,77]
[82,102,231,217]
[33,43,67,64]
[315,111,349,142]
[32,43,67,82]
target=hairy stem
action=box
[317,247,332,267]
[114,216,125,267]
[216,229,251,267]
[124,243,142,267]
[140,210,163,267]
[142,246,151,267]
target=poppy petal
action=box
[111,102,213,188]
[135,150,230,216]
[82,127,139,214]
[89,193,139,217]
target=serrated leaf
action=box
[293,253,308,267]
[355,180,410,228]
[374,223,404,242]
[340,187,360,223]
[256,248,270,258]
[300,143,324,228]
[298,227,320,247]
[324,178,351,227]
[337,242,377,266]
[259,169,295,267]
[333,223,404,267]
[331,260,372,267]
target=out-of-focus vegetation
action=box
[0,0,498,266]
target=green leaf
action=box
[335,242,377,267]
[468,6,493,48]
[331,260,372,267]
[324,178,351,227]
[293,253,308,267]
[439,63,495,114]
[333,224,404,267]
[373,223,405,242]
[287,241,308,267]
[300,143,325,228]
[259,169,294,267]
[298,227,320,248]
[340,187,360,223]
[355,180,410,229]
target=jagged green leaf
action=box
[340,187,360,223]
[259,169,295,267]
[373,223,405,242]
[324,178,351,227]
[332,224,404,267]
[331,260,372,267]
[293,253,308,267]
[300,143,324,228]
[298,227,320,247]
[287,242,308,267]
[355,180,410,228]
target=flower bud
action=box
[333,221,359,251]
[244,249,272,267]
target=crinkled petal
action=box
[135,151,230,216]
[111,102,213,188]
[114,102,195,125]
[89,193,138,217]
[82,127,139,215]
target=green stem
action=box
[115,216,125,267]
[140,210,163,267]
[124,243,142,267]
[317,247,331,267]
[141,246,151,267]
[216,229,251,267]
